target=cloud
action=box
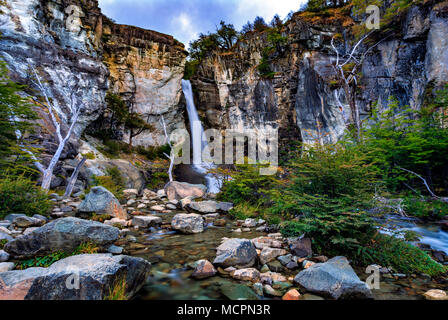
[97,0,308,47]
[171,12,199,44]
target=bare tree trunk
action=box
[30,68,84,191]
[64,157,87,198]
[160,115,174,182]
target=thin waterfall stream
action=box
[181,79,221,193]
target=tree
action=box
[270,14,283,29]
[253,16,269,32]
[330,31,391,140]
[0,60,37,172]
[124,111,153,148]
[29,68,84,191]
[216,20,238,50]
[241,21,254,34]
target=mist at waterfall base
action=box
[182,80,222,194]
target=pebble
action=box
[282,289,301,300]
[424,289,447,300]
[253,283,264,296]
[107,245,124,255]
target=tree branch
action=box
[398,167,438,198]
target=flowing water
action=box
[377,215,448,255]
[124,209,448,300]
[181,79,221,193]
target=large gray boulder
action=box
[131,216,163,228]
[213,238,258,268]
[0,254,151,300]
[4,218,120,258]
[294,256,373,300]
[187,201,218,214]
[164,181,207,201]
[78,186,127,219]
[171,214,204,234]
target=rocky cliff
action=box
[192,1,448,145]
[0,0,187,191]
[0,0,187,148]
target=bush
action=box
[403,197,448,220]
[273,143,381,259]
[217,162,280,207]
[146,171,169,190]
[92,167,126,201]
[0,177,52,219]
[369,234,447,276]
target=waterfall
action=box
[182,79,221,193]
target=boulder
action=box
[423,289,447,300]
[252,237,283,250]
[4,218,120,258]
[4,214,26,222]
[213,238,257,268]
[191,260,217,279]
[294,256,373,300]
[123,189,138,199]
[218,202,234,212]
[0,250,9,262]
[0,254,151,300]
[12,216,44,228]
[231,268,261,282]
[78,187,127,220]
[243,219,257,228]
[171,214,204,234]
[0,232,13,242]
[142,189,158,200]
[259,247,288,265]
[0,262,14,273]
[289,237,313,258]
[187,201,218,214]
[164,181,207,201]
[131,216,163,228]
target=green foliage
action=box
[361,93,448,195]
[0,176,52,219]
[135,144,171,161]
[0,239,7,250]
[228,203,259,220]
[0,60,38,173]
[104,276,128,300]
[17,251,69,269]
[369,234,447,276]
[257,28,287,78]
[16,242,100,270]
[183,59,200,80]
[273,143,380,259]
[217,162,280,208]
[146,171,169,190]
[305,0,349,12]
[403,198,448,220]
[92,167,126,201]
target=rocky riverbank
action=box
[1,181,447,300]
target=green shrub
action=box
[228,203,259,220]
[369,234,447,276]
[136,144,171,161]
[0,177,52,219]
[16,242,100,270]
[0,239,7,250]
[217,162,280,207]
[92,167,126,201]
[404,197,448,219]
[146,171,169,190]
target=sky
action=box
[98,0,307,48]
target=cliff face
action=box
[192,1,448,145]
[102,19,187,146]
[0,0,187,148]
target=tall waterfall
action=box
[182,79,221,193]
